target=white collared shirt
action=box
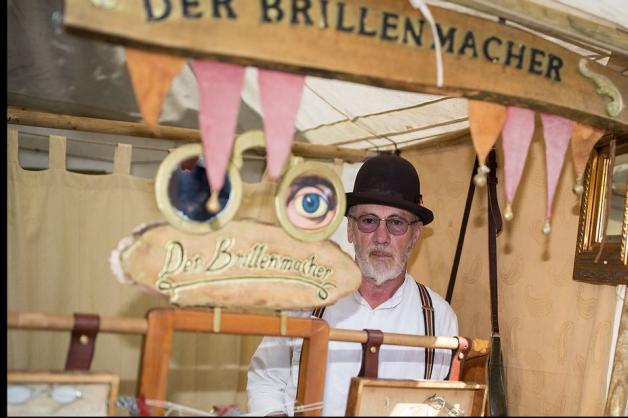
[247,274,459,416]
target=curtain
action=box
[7,128,250,413]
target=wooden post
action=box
[137,308,175,416]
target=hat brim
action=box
[346,192,434,225]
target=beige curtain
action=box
[404,132,615,416]
[7,128,254,413]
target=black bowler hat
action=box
[346,154,434,225]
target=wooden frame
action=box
[345,377,487,416]
[137,308,330,416]
[7,371,119,416]
[573,135,628,286]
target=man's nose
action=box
[372,220,391,244]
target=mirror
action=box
[573,135,628,286]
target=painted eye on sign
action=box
[276,161,346,242]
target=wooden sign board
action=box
[345,378,487,416]
[111,219,362,309]
[63,0,627,131]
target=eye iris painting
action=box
[168,157,231,222]
[286,175,338,230]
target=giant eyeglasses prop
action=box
[155,131,346,242]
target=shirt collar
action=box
[352,274,410,310]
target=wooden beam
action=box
[445,0,628,58]
[8,310,488,356]
[7,106,372,163]
[62,0,628,131]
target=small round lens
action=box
[7,386,31,404]
[386,218,408,235]
[168,158,231,222]
[51,385,81,404]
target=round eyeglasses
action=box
[347,214,420,235]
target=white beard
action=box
[354,242,412,286]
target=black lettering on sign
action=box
[505,40,525,69]
[357,6,376,37]
[320,0,330,28]
[482,36,502,62]
[458,30,478,58]
[182,0,202,18]
[402,18,425,46]
[261,0,284,23]
[144,0,171,21]
[546,53,563,81]
[213,0,236,19]
[291,0,314,25]
[432,23,456,53]
[380,12,399,42]
[528,47,546,75]
[336,2,355,32]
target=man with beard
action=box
[247,154,458,416]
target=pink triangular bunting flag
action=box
[540,113,573,234]
[468,100,507,186]
[258,69,305,179]
[501,107,535,220]
[125,47,186,131]
[570,122,605,194]
[192,60,245,211]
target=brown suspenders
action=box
[416,282,435,380]
[308,284,436,381]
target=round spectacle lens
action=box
[167,157,232,223]
[354,216,413,235]
[276,162,346,242]
[155,144,242,234]
[51,385,82,404]
[7,386,31,404]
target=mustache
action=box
[367,246,394,257]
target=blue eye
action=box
[285,175,338,230]
[302,193,321,213]
[295,192,329,218]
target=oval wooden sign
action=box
[111,219,362,309]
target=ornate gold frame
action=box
[573,136,628,286]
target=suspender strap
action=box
[312,307,326,319]
[417,282,435,380]
[446,157,479,303]
[357,329,384,378]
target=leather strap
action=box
[486,149,502,334]
[448,336,471,381]
[358,329,384,378]
[446,158,479,303]
[65,313,100,370]
[417,282,435,380]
